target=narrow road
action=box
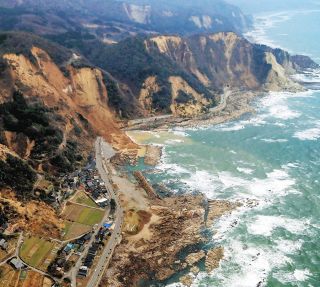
[209,88,231,113]
[127,114,172,127]
[86,138,123,287]
[68,207,110,287]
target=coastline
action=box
[125,90,260,132]
[101,89,261,286]
[105,77,311,286]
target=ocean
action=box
[130,7,320,287]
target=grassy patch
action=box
[62,221,92,241]
[71,191,98,208]
[20,237,59,271]
[62,203,104,226]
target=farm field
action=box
[70,191,98,208]
[0,264,19,287]
[62,221,92,241]
[19,237,61,271]
[62,202,104,226]
[17,270,54,287]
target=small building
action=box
[103,223,112,229]
[9,258,25,269]
[64,243,74,253]
[83,233,92,241]
[0,239,8,250]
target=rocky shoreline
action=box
[101,191,237,287]
[125,90,260,132]
[103,84,305,286]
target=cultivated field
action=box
[62,202,104,226]
[62,221,92,241]
[0,264,19,287]
[17,270,53,287]
[19,237,61,271]
[70,191,98,208]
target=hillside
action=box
[0,32,138,236]
[0,30,318,236]
[0,0,252,42]
[74,32,317,118]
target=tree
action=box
[110,198,116,211]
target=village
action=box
[0,139,119,287]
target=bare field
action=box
[17,270,54,287]
[0,264,19,287]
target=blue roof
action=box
[103,223,112,228]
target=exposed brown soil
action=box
[0,189,63,238]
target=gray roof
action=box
[10,258,24,269]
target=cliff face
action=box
[97,32,314,118]
[147,32,304,92]
[0,33,137,209]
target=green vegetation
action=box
[78,208,104,225]
[72,191,98,208]
[0,91,83,174]
[0,91,63,160]
[0,31,72,66]
[175,90,196,104]
[62,203,104,226]
[20,237,57,270]
[0,154,36,199]
[62,221,92,240]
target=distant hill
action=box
[0,0,252,42]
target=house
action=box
[64,243,74,253]
[9,258,25,269]
[83,233,92,241]
[0,239,8,250]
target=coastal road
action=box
[209,88,231,113]
[67,206,110,287]
[86,138,123,287]
[127,114,172,128]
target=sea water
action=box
[132,7,320,287]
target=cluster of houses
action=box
[48,233,93,278]
[79,167,110,208]
[59,158,111,209]
[77,222,113,278]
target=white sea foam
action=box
[273,269,312,285]
[170,128,190,137]
[274,239,303,254]
[247,215,307,236]
[219,124,246,131]
[178,163,298,201]
[293,127,320,140]
[258,92,305,120]
[237,167,254,174]
[164,139,184,145]
[260,138,288,143]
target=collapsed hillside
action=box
[0,32,137,235]
[0,30,318,235]
[78,32,316,117]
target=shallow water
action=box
[133,7,320,287]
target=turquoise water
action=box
[136,8,320,287]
